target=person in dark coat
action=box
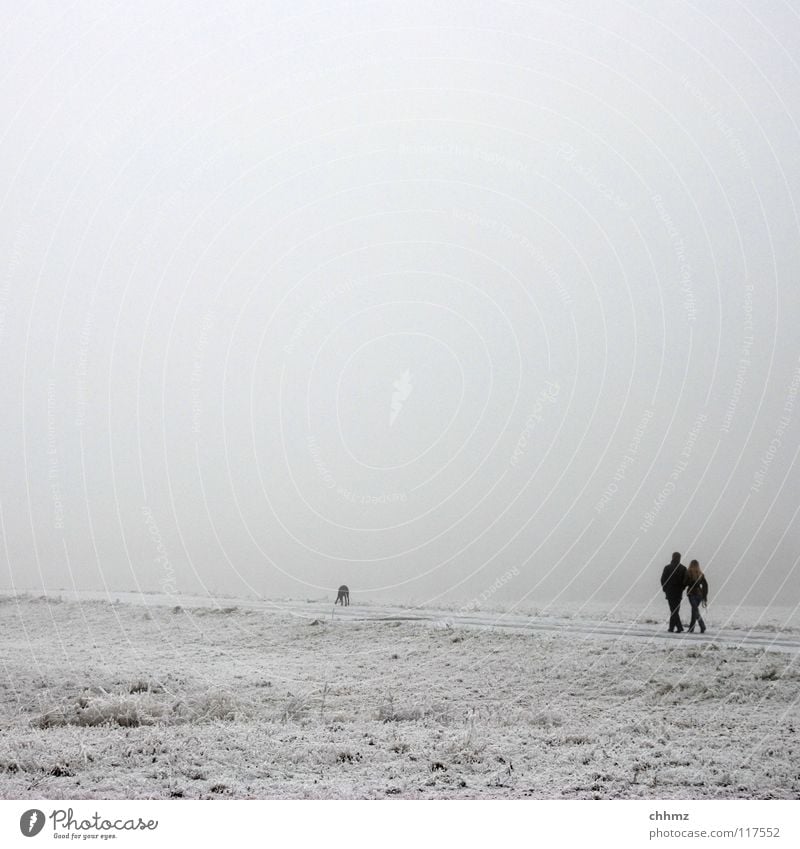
[685,560,708,633]
[660,552,687,632]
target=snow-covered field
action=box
[1,593,798,799]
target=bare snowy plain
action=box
[1,592,798,800]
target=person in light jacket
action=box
[685,560,708,633]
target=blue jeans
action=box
[688,595,705,632]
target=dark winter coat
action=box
[661,562,687,597]
[685,574,708,602]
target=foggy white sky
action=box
[2,0,799,610]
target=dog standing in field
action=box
[335,585,350,606]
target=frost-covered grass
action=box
[0,595,798,799]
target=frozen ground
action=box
[0,592,798,799]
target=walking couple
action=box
[660,552,709,633]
